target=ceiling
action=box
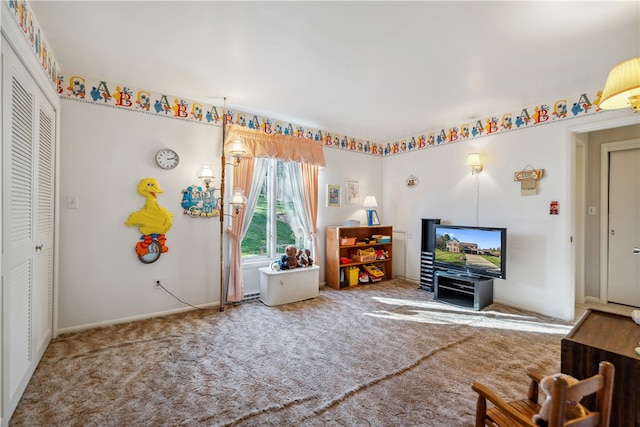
[29,1,640,142]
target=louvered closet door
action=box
[2,38,56,421]
[33,84,55,358]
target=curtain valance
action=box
[224,124,326,167]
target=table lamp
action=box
[362,196,378,226]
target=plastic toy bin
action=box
[346,266,360,286]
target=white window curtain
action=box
[240,158,269,240]
[224,124,323,302]
[227,157,268,302]
[286,161,316,260]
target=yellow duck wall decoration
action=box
[125,178,173,261]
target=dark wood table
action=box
[561,309,640,427]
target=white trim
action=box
[0,35,4,427]
[568,114,639,134]
[599,138,640,305]
[574,140,586,305]
[56,302,220,335]
[1,7,59,106]
[564,124,576,320]
[565,113,639,319]
[2,3,62,343]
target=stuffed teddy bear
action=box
[295,248,314,267]
[285,245,299,269]
[296,249,309,267]
[532,373,587,426]
[304,249,313,266]
[277,254,290,270]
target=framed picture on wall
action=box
[327,184,341,207]
[345,181,359,205]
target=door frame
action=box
[2,18,62,424]
[3,8,62,338]
[599,138,640,304]
[574,140,586,305]
[568,114,639,317]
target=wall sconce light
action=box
[200,158,247,216]
[197,164,215,189]
[466,153,482,175]
[599,56,640,112]
[362,195,378,226]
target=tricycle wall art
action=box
[125,178,173,264]
[181,185,220,218]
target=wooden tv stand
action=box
[434,271,493,310]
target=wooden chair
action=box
[471,361,614,427]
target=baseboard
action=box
[491,298,567,321]
[56,302,219,335]
[60,280,329,333]
[393,275,419,285]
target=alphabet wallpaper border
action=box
[7,0,608,158]
[6,0,60,89]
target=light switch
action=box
[67,195,79,209]
[587,206,596,215]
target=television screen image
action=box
[433,225,506,279]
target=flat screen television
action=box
[433,224,507,279]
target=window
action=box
[242,159,306,259]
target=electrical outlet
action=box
[153,278,162,289]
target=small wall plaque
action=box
[514,166,544,196]
[514,169,544,181]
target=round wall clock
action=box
[155,149,179,170]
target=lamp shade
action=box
[197,165,215,180]
[228,139,247,157]
[466,153,481,168]
[599,57,640,112]
[362,196,378,208]
[231,189,247,205]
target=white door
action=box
[607,146,640,306]
[2,38,56,420]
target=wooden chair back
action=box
[472,361,615,427]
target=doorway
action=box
[571,118,640,318]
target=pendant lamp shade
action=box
[599,57,640,112]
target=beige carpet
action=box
[10,279,574,426]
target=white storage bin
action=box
[259,265,320,306]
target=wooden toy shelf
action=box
[325,225,393,289]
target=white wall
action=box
[58,97,637,330]
[382,110,637,321]
[317,147,384,281]
[58,99,385,331]
[58,100,223,332]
